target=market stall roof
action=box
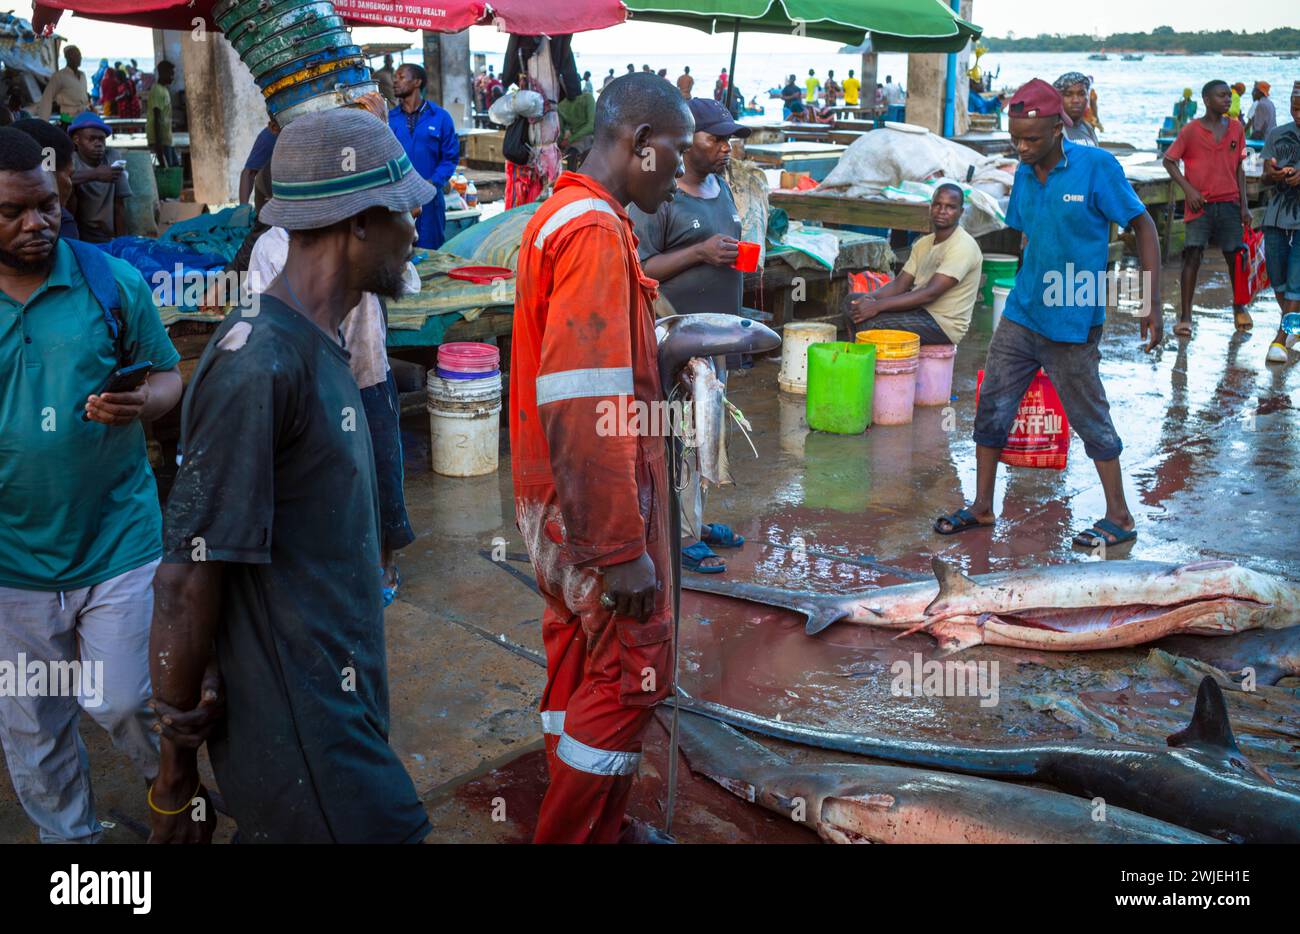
[624,0,981,52]
[33,0,627,36]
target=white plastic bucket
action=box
[991,286,1011,331]
[427,372,502,477]
[777,322,837,394]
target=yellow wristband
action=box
[147,780,201,816]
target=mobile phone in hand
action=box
[82,361,153,421]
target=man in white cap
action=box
[148,107,434,844]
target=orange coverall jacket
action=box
[510,171,671,585]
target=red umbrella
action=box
[32,0,626,35]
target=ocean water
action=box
[495,50,1300,148]
[85,49,1299,149]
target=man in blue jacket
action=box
[389,63,460,249]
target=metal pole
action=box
[726,18,740,111]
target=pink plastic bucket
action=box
[438,341,500,374]
[914,343,956,406]
[872,356,918,426]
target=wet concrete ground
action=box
[3,255,1297,843]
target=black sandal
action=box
[933,508,992,536]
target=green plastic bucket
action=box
[981,253,1018,304]
[154,166,182,199]
[806,341,876,434]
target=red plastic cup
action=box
[733,241,760,272]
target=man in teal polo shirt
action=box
[0,128,182,842]
[935,79,1163,550]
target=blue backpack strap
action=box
[65,238,127,364]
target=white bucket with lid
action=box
[427,372,502,477]
[777,322,837,394]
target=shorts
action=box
[973,318,1123,462]
[1264,226,1300,301]
[849,307,952,345]
[1184,200,1244,252]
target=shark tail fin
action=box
[923,556,979,616]
[681,575,852,636]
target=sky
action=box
[27,0,1299,61]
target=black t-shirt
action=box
[630,175,744,316]
[162,296,430,844]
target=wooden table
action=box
[744,142,847,181]
[772,162,1268,261]
[769,190,931,232]
[950,131,1013,156]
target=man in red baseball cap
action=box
[935,77,1163,553]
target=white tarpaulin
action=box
[816,125,1018,237]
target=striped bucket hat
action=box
[259,108,435,231]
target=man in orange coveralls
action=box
[511,72,694,844]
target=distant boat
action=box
[1088,53,1110,61]
[1281,53,1299,60]
[1121,53,1144,61]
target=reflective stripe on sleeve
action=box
[556,732,641,777]
[535,366,634,406]
[533,197,619,250]
[540,710,565,735]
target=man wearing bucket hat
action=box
[149,108,434,844]
[68,110,132,243]
[512,72,692,843]
[935,78,1162,552]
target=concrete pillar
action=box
[860,52,878,113]
[180,32,266,204]
[905,53,946,134]
[422,31,472,130]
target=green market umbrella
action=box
[625,0,979,50]
[625,0,981,110]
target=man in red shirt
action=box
[510,72,693,843]
[1164,79,1253,335]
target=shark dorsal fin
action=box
[924,556,979,616]
[1167,676,1237,751]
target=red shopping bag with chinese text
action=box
[975,368,1071,470]
[1233,224,1270,306]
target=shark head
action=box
[1166,676,1276,786]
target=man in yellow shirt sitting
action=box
[843,70,861,107]
[844,184,982,346]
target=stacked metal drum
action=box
[213,0,378,126]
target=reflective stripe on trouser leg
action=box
[556,732,641,776]
[540,710,565,735]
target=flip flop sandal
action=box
[682,541,726,574]
[1072,518,1137,550]
[1267,342,1289,364]
[1172,321,1193,337]
[933,507,992,536]
[1234,311,1254,332]
[701,523,745,548]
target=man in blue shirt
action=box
[935,79,1163,550]
[389,63,460,249]
[0,127,183,841]
[238,116,278,205]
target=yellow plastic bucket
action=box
[855,328,920,360]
